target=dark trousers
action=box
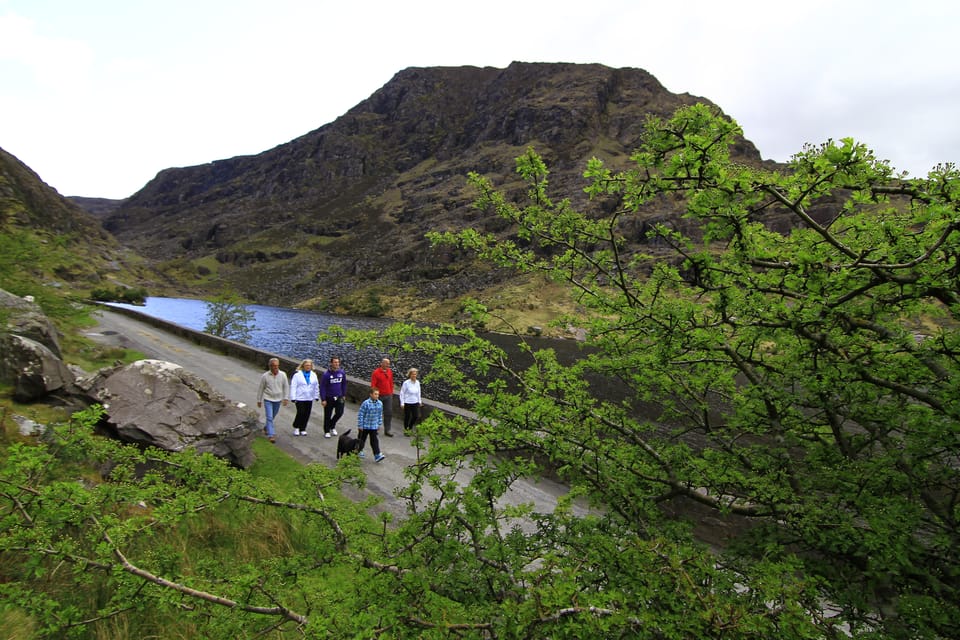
[403,404,420,433]
[357,429,381,456]
[323,397,345,433]
[381,394,394,434]
[293,400,313,431]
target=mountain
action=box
[102,62,772,328]
[0,147,154,299]
[68,196,126,220]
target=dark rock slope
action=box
[102,62,770,311]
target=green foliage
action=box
[7,104,960,637]
[202,293,256,342]
[89,285,148,304]
[0,405,383,637]
[339,104,960,637]
[338,286,387,317]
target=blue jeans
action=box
[263,400,281,436]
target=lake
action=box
[105,297,597,403]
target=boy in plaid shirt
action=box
[356,387,386,462]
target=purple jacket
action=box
[320,367,347,401]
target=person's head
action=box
[369,387,380,400]
[329,356,341,370]
[407,367,418,379]
[298,359,313,371]
[380,357,391,370]
[268,357,280,372]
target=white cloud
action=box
[1,0,958,197]
[0,13,93,92]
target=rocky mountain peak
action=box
[100,62,767,318]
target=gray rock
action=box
[13,414,44,437]
[0,333,75,401]
[81,359,257,468]
[0,288,62,357]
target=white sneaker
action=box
[293,429,301,436]
[331,429,338,436]
[324,432,331,438]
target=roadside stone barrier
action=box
[98,303,474,423]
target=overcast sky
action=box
[1,0,957,199]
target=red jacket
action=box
[371,366,394,396]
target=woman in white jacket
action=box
[289,359,320,436]
[399,367,422,435]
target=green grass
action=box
[0,403,375,638]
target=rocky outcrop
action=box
[0,289,62,357]
[0,290,73,400]
[0,333,75,402]
[77,359,258,468]
[1,288,256,467]
[102,63,779,312]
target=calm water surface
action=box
[108,296,398,370]
[107,297,598,403]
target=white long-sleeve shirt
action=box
[399,378,421,405]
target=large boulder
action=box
[0,289,62,357]
[0,333,75,401]
[79,359,258,468]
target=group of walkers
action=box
[255,355,423,462]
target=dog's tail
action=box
[339,429,352,438]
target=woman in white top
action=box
[289,359,320,436]
[399,367,422,434]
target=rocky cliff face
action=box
[102,62,772,317]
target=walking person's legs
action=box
[329,397,345,433]
[264,400,280,438]
[323,402,334,435]
[370,431,383,461]
[293,400,312,435]
[357,430,369,457]
[403,404,418,433]
[382,395,393,436]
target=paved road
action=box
[84,308,579,523]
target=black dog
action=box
[336,429,360,459]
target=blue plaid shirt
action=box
[357,398,383,430]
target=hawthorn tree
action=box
[330,104,960,638]
[5,105,959,638]
[203,293,255,342]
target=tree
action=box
[328,104,960,637]
[203,293,255,342]
[5,105,959,638]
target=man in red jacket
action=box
[370,357,395,437]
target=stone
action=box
[0,333,75,401]
[79,359,257,468]
[0,288,62,357]
[13,414,44,437]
